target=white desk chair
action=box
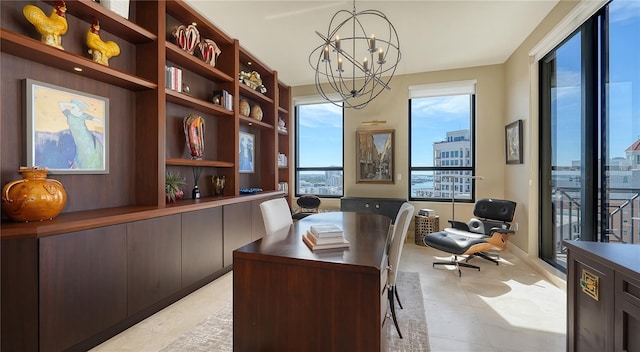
[259,198,293,235]
[386,202,415,339]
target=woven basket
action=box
[414,215,439,246]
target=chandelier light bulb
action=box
[378,48,385,64]
[323,45,330,62]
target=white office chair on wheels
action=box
[259,198,293,235]
[386,202,415,339]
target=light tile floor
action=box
[92,241,567,352]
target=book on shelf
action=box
[309,224,344,238]
[212,89,233,111]
[303,232,349,251]
[165,66,182,92]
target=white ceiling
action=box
[183,1,560,87]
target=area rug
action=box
[161,271,430,351]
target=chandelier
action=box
[309,1,401,109]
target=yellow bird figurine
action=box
[86,19,121,66]
[23,0,68,50]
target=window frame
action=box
[294,101,344,198]
[408,92,477,202]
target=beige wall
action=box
[291,0,581,256]
[292,64,506,224]
[502,0,579,252]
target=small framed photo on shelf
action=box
[24,79,109,174]
[505,119,523,164]
[356,129,394,184]
[239,131,255,173]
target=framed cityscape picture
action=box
[356,129,394,184]
[239,131,255,173]
[24,79,109,174]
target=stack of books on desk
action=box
[303,224,349,251]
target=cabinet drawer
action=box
[340,197,406,223]
[617,272,640,309]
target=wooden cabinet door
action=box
[39,225,127,352]
[127,215,182,315]
[375,199,406,223]
[615,272,640,352]
[340,197,371,213]
[223,202,253,267]
[567,250,615,352]
[340,198,406,223]
[181,208,223,287]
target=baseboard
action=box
[507,243,567,291]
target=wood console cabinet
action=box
[565,240,640,352]
[1,193,282,351]
[341,197,407,223]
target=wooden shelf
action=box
[46,0,157,43]
[166,89,234,117]
[166,43,234,83]
[239,115,273,129]
[278,106,289,114]
[166,158,234,168]
[239,83,274,105]
[0,29,156,91]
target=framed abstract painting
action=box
[24,79,109,174]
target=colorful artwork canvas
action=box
[25,79,109,174]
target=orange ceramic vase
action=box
[2,167,67,222]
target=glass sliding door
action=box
[540,33,584,268]
[603,1,640,245]
[539,0,640,270]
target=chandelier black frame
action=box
[309,1,401,109]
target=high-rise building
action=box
[433,130,472,199]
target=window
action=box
[408,81,477,201]
[539,0,640,270]
[295,101,344,197]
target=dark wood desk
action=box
[233,212,392,352]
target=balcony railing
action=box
[553,187,640,253]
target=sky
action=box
[410,95,470,166]
[552,0,640,166]
[296,103,343,168]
